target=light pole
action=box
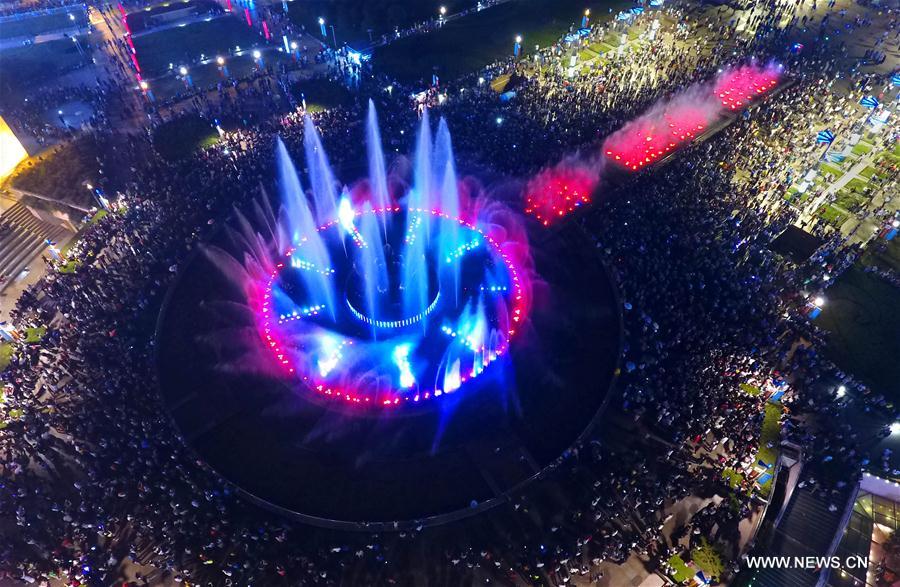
[582,8,590,28]
[318,17,326,39]
[179,66,192,88]
[252,49,263,69]
[439,5,446,25]
[139,80,154,102]
[514,35,522,57]
[216,56,229,77]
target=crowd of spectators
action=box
[0,0,897,585]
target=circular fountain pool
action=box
[260,207,527,407]
[156,111,623,528]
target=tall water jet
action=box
[276,137,335,314]
[357,203,388,337]
[433,119,461,302]
[410,110,433,214]
[366,100,391,215]
[400,210,429,328]
[213,106,531,407]
[303,116,340,224]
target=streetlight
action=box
[252,50,261,59]
[836,385,846,398]
[179,66,192,88]
[514,35,522,56]
[216,56,225,65]
[582,8,590,28]
[813,296,825,307]
[439,5,446,25]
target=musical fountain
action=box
[156,104,622,527]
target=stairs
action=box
[0,202,73,287]
[747,484,853,587]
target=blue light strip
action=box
[346,293,441,329]
[278,305,326,323]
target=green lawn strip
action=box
[740,383,762,396]
[0,342,13,372]
[864,239,900,273]
[667,554,695,583]
[578,48,599,61]
[57,260,81,274]
[816,265,900,398]
[754,402,783,494]
[153,115,219,161]
[372,0,630,82]
[24,327,47,343]
[818,204,848,227]
[723,468,745,489]
[845,177,870,194]
[292,78,352,112]
[851,142,874,156]
[0,36,92,98]
[0,10,87,39]
[819,162,844,179]
[833,190,866,213]
[691,538,725,581]
[859,165,881,180]
[131,17,264,77]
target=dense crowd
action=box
[0,0,898,585]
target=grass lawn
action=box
[126,0,219,32]
[0,343,12,372]
[0,9,87,39]
[153,115,219,160]
[723,468,745,490]
[292,78,352,112]
[132,17,263,77]
[845,177,870,194]
[817,265,900,400]
[0,36,92,99]
[754,402,782,495]
[819,162,844,179]
[865,239,900,273]
[289,0,475,46]
[739,383,762,396]
[373,0,630,83]
[57,259,80,274]
[691,539,725,580]
[833,190,866,213]
[667,554,694,583]
[818,204,848,228]
[859,165,881,180]
[11,134,143,208]
[851,142,874,156]
[24,327,47,343]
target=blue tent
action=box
[816,129,835,144]
[860,95,879,109]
